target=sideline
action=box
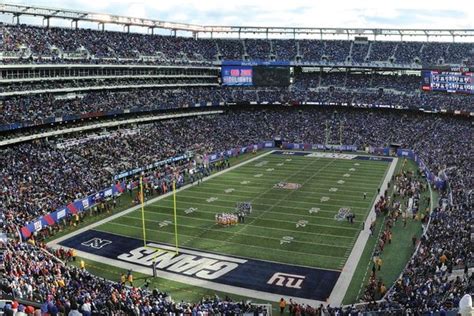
[328,157,398,305]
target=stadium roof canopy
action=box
[1,3,473,41]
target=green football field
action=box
[93,151,390,271]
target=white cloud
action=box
[3,0,473,31]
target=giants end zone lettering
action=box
[117,243,246,280]
[58,231,341,300]
[267,272,305,289]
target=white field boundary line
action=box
[47,149,275,247]
[69,248,327,308]
[328,157,398,306]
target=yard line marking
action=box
[179,158,325,248]
[97,224,346,261]
[328,157,398,305]
[181,191,372,205]
[202,181,379,192]
[222,158,337,247]
[119,215,349,249]
[146,205,364,232]
[126,210,355,240]
[165,199,368,212]
[94,227,343,272]
[221,171,384,180]
[47,150,275,247]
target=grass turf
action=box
[94,152,390,271]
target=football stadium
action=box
[0,1,472,315]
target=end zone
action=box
[56,229,339,305]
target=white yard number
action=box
[343,173,351,177]
[337,180,345,184]
[224,188,235,193]
[206,197,218,203]
[277,163,284,166]
[159,220,172,228]
[349,168,356,172]
[329,187,338,192]
[309,207,320,214]
[185,207,197,214]
[255,161,268,167]
[296,220,308,228]
[354,163,360,166]
[254,173,263,178]
[280,236,294,245]
[266,168,274,172]
[241,180,250,185]
[321,196,330,202]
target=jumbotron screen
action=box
[221,66,253,86]
[222,66,291,86]
[421,69,473,94]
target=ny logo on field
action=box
[267,272,305,289]
[81,238,112,249]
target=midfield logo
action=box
[81,238,112,249]
[267,272,305,289]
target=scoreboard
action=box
[221,62,291,87]
[222,66,253,86]
[421,67,473,94]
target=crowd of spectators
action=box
[1,23,472,64]
[0,87,222,127]
[1,72,473,130]
[0,78,218,94]
[0,103,472,314]
[1,105,471,314]
[0,13,472,316]
[2,239,262,315]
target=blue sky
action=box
[2,0,473,30]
